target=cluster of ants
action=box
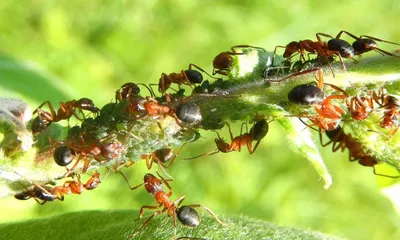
[14,30,400,239]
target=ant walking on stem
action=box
[158,64,216,94]
[185,118,269,160]
[31,98,100,133]
[119,172,223,239]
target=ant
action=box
[287,68,349,131]
[334,31,400,57]
[115,82,155,102]
[319,125,399,178]
[370,88,400,137]
[158,64,215,94]
[119,172,223,239]
[31,98,100,133]
[273,33,355,76]
[14,171,101,204]
[185,119,269,160]
[65,140,123,174]
[212,45,266,76]
[346,95,374,121]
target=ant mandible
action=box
[119,172,223,239]
[287,68,349,131]
[212,45,267,76]
[185,119,269,160]
[319,125,399,178]
[31,98,100,133]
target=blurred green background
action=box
[1,0,400,239]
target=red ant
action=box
[185,119,269,160]
[320,125,399,178]
[287,68,349,131]
[334,31,400,57]
[119,172,223,239]
[115,82,155,102]
[212,45,266,76]
[31,98,100,133]
[158,64,215,94]
[346,95,375,121]
[273,33,355,76]
[370,88,400,136]
[14,171,101,204]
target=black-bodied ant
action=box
[185,119,269,160]
[119,172,223,239]
[14,171,101,204]
[158,64,215,94]
[31,98,100,133]
[320,125,399,178]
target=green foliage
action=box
[2,1,400,240]
[0,210,339,240]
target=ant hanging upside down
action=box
[185,118,270,160]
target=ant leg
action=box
[231,45,266,53]
[323,83,350,98]
[316,33,335,42]
[33,101,57,118]
[335,31,359,40]
[226,123,234,141]
[268,68,320,83]
[272,45,287,66]
[188,63,218,80]
[131,209,163,238]
[184,149,219,160]
[360,35,400,46]
[373,165,400,179]
[163,142,188,168]
[143,155,153,170]
[137,83,156,98]
[184,204,225,225]
[137,205,162,220]
[118,171,144,190]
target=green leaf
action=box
[0,210,340,240]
